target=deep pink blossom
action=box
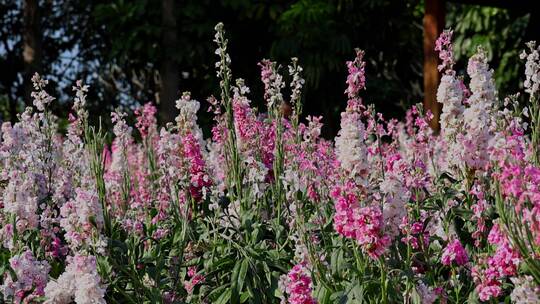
[135,102,157,138]
[182,132,211,202]
[332,182,390,259]
[345,49,366,98]
[441,239,468,266]
[281,262,317,304]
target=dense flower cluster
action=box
[44,254,106,304]
[441,239,468,266]
[0,25,539,303]
[435,29,455,72]
[520,41,540,96]
[331,181,390,259]
[279,262,317,304]
[1,250,50,303]
[345,49,366,98]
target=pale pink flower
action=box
[1,250,50,304]
[44,254,106,304]
[435,30,455,72]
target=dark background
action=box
[0,0,535,137]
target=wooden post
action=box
[424,0,445,131]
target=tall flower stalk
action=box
[214,23,244,207]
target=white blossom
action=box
[511,276,540,304]
[520,41,540,97]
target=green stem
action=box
[379,258,388,304]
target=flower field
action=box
[1,23,540,303]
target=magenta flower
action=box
[182,132,212,202]
[184,267,205,294]
[332,182,390,260]
[441,239,468,266]
[478,284,502,302]
[345,49,366,99]
[135,102,157,138]
[281,262,317,304]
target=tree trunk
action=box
[23,0,42,107]
[423,0,445,132]
[159,0,180,124]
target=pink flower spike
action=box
[345,49,367,98]
[441,239,468,266]
[435,29,455,72]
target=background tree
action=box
[447,3,531,96]
[22,0,41,108]
[0,0,535,136]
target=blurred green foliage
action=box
[83,0,426,136]
[0,0,535,136]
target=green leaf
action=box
[240,291,250,303]
[215,289,232,304]
[314,285,332,303]
[230,260,242,304]
[330,290,348,304]
[237,258,249,299]
[467,289,480,304]
[410,287,422,304]
[352,284,365,302]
